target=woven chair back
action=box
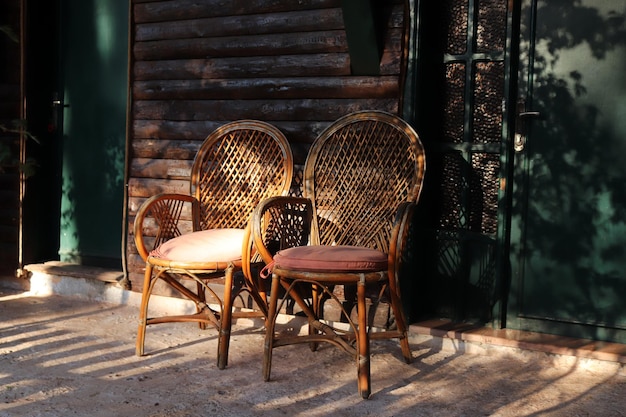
[191,120,293,231]
[304,111,425,252]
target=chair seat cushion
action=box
[149,228,245,263]
[273,245,387,273]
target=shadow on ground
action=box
[1,289,624,417]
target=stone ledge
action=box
[21,264,196,317]
[410,318,626,365]
[24,261,128,287]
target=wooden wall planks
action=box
[127,0,407,287]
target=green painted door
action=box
[508,0,626,342]
[57,0,127,267]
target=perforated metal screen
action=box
[412,0,510,323]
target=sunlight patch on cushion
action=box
[149,229,245,262]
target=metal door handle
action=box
[519,111,541,118]
[514,101,542,152]
[51,93,69,133]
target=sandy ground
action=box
[1,288,625,417]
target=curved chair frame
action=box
[134,120,293,369]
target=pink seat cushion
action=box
[273,245,387,273]
[149,228,245,263]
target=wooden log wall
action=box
[127,0,408,288]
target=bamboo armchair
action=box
[251,110,426,398]
[133,120,293,369]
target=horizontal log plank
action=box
[381,51,402,76]
[130,120,343,164]
[130,157,193,179]
[127,256,146,276]
[132,120,328,142]
[132,28,403,79]
[133,98,398,121]
[128,197,193,219]
[132,51,400,83]
[130,114,399,165]
[133,0,340,24]
[128,177,191,198]
[126,256,149,282]
[126,268,144,288]
[134,30,348,61]
[135,8,344,41]
[131,215,195,238]
[133,76,399,100]
[132,121,224,141]
[132,139,203,159]
[130,136,310,166]
[133,53,352,80]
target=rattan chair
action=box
[133,120,293,369]
[251,110,426,398]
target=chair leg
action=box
[341,284,357,323]
[136,263,154,356]
[388,287,412,364]
[217,265,234,370]
[249,264,269,316]
[308,283,322,352]
[263,273,281,382]
[197,281,208,330]
[356,279,371,399]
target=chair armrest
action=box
[239,196,312,315]
[249,196,314,266]
[133,193,199,261]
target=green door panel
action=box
[58,0,127,267]
[509,0,626,342]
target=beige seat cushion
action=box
[273,245,387,273]
[149,229,245,262]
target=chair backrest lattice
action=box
[257,199,313,259]
[191,121,293,231]
[151,197,188,248]
[304,111,425,252]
